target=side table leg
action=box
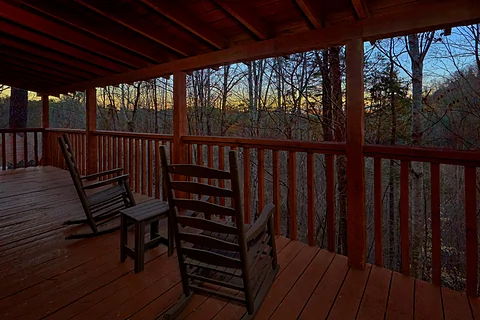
[150,221,159,240]
[120,214,127,262]
[135,221,145,273]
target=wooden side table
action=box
[120,199,173,273]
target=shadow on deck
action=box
[0,167,478,319]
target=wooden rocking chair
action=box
[160,146,278,319]
[58,134,136,239]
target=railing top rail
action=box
[45,128,86,134]
[182,135,346,154]
[93,130,174,141]
[0,128,44,133]
[365,144,480,166]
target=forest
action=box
[1,25,479,292]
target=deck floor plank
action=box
[415,280,443,320]
[385,272,415,319]
[299,254,349,319]
[356,265,391,320]
[0,167,477,320]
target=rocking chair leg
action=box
[63,218,89,225]
[65,225,120,240]
[160,293,193,320]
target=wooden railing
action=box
[182,136,346,248]
[365,145,480,295]
[43,129,480,295]
[0,128,43,171]
[46,129,87,175]
[93,130,173,198]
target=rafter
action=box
[0,78,47,92]
[45,0,480,95]
[214,0,271,40]
[295,0,323,29]
[0,46,98,80]
[0,53,87,82]
[351,0,368,20]
[0,21,126,73]
[16,0,178,63]
[1,65,69,87]
[140,0,228,49]
[75,0,197,57]
[0,2,148,69]
[0,36,109,77]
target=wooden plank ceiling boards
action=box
[0,0,478,94]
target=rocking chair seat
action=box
[87,184,127,207]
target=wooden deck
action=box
[1,167,479,320]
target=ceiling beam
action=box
[0,21,126,74]
[1,65,69,87]
[0,2,148,69]
[351,0,368,20]
[0,46,98,80]
[141,0,228,49]
[44,0,480,94]
[0,78,47,92]
[0,35,109,77]
[295,0,324,29]
[0,53,87,82]
[214,0,271,40]
[75,0,197,57]
[16,0,178,63]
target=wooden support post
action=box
[86,87,97,176]
[346,38,366,269]
[41,95,49,166]
[173,71,187,164]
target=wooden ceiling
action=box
[0,0,479,95]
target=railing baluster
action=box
[431,162,441,285]
[135,138,140,193]
[148,140,153,197]
[400,160,410,275]
[219,146,225,207]
[257,149,264,217]
[197,144,203,185]
[2,133,6,170]
[326,154,335,251]
[109,136,113,175]
[142,139,147,195]
[307,152,315,246]
[374,157,383,266]
[244,148,251,224]
[23,131,28,168]
[465,166,477,296]
[208,145,214,189]
[34,131,39,166]
[117,137,123,170]
[112,137,117,170]
[188,144,193,199]
[12,133,17,169]
[129,138,134,189]
[273,150,280,235]
[155,140,160,199]
[289,151,297,240]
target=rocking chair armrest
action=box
[246,203,275,243]
[83,174,130,190]
[81,168,123,180]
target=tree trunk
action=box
[330,46,347,255]
[388,55,398,270]
[320,49,333,142]
[9,88,28,129]
[408,33,426,278]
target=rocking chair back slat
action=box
[160,145,278,318]
[58,134,135,239]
